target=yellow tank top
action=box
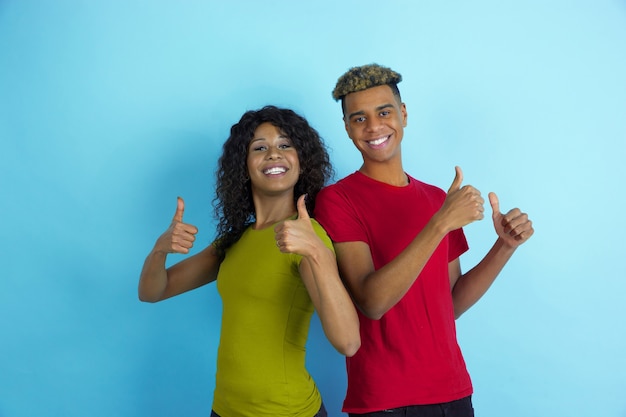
[213,219,332,417]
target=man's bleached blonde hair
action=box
[332,63,403,102]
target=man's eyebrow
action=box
[347,104,394,120]
[347,110,365,120]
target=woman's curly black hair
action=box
[213,105,333,258]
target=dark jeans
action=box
[211,401,327,417]
[348,396,474,417]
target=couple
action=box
[138,64,534,417]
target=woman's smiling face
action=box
[246,122,300,197]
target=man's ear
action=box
[343,114,352,135]
[401,102,408,127]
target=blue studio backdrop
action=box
[1,1,625,416]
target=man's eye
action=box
[354,117,365,123]
[380,111,390,117]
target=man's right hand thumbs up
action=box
[447,166,463,194]
[438,166,485,232]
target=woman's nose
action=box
[267,146,283,159]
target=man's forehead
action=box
[345,86,397,109]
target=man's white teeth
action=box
[369,136,388,146]
[264,167,287,175]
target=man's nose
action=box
[365,117,382,132]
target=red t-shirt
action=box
[315,171,473,413]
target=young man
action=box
[315,64,534,416]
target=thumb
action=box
[173,196,185,223]
[447,166,463,193]
[296,194,310,220]
[488,192,500,216]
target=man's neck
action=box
[359,161,409,187]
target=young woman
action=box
[138,105,360,417]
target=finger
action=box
[172,227,197,251]
[488,192,500,216]
[181,236,196,248]
[173,241,193,254]
[502,210,527,233]
[447,166,463,193]
[508,221,534,241]
[296,194,310,220]
[182,223,199,235]
[173,197,185,223]
[175,222,198,239]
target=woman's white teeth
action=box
[264,167,287,174]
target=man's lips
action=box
[368,135,390,147]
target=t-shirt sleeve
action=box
[315,185,368,244]
[448,227,469,261]
[311,219,335,253]
[289,219,335,266]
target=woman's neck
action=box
[252,194,296,230]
